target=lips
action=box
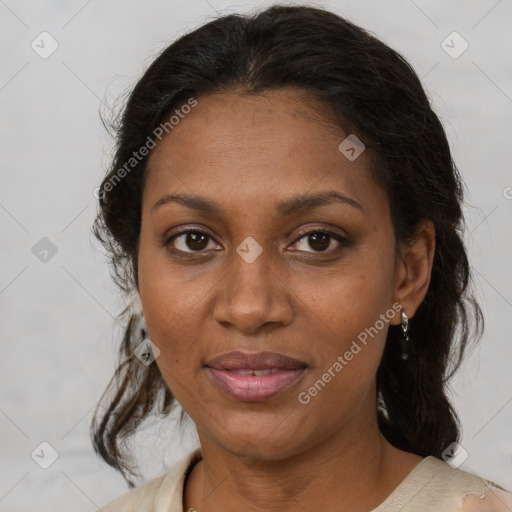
[204,350,307,371]
[204,351,308,402]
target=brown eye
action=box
[291,229,348,253]
[166,230,220,253]
[306,232,330,251]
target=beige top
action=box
[97,447,512,511]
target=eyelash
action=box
[163,227,349,255]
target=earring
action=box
[400,309,409,360]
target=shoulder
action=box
[95,447,202,512]
[377,456,512,512]
[96,472,168,512]
[460,479,512,511]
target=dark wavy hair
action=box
[90,4,483,488]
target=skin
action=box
[137,88,435,512]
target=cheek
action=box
[138,224,212,325]
[288,249,395,391]
[137,244,209,383]
[139,281,205,378]
[293,253,394,338]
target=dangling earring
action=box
[400,309,409,360]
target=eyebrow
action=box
[151,190,364,216]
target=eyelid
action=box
[292,225,347,241]
[290,226,348,252]
[164,227,220,252]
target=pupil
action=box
[309,233,329,251]
[188,232,208,250]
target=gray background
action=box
[1,0,511,510]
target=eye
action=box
[290,228,348,253]
[164,227,349,255]
[165,229,221,253]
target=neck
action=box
[183,419,415,512]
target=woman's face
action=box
[138,88,408,459]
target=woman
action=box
[91,5,512,511]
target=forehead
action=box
[144,88,387,218]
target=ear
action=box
[389,219,435,326]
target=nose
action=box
[212,241,293,334]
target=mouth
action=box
[204,350,308,402]
[224,368,287,375]
[205,367,307,402]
